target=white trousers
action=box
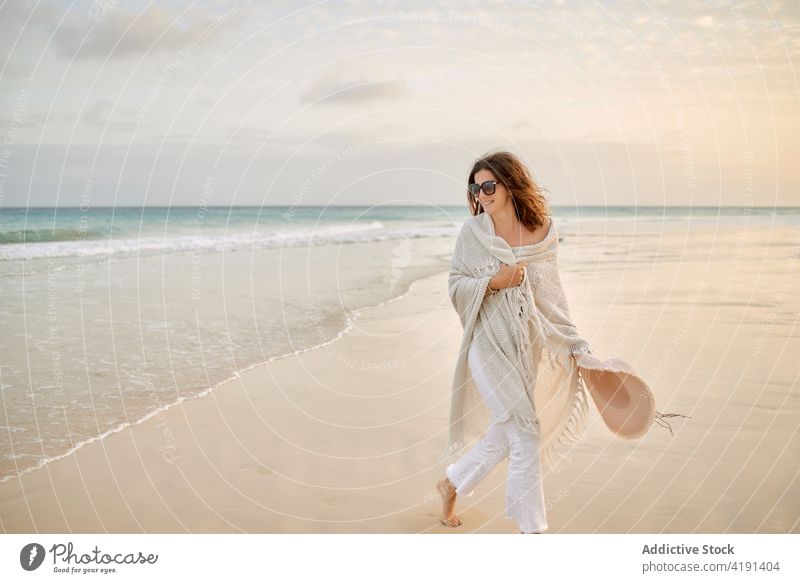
[445,341,548,533]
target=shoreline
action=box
[1,269,492,533]
[0,266,449,487]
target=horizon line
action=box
[4,205,799,210]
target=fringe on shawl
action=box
[492,274,594,474]
[439,439,465,465]
[539,358,593,474]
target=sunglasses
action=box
[468,180,497,198]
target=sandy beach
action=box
[1,220,798,534]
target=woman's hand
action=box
[490,261,528,291]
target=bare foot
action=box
[436,478,462,527]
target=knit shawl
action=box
[441,212,601,471]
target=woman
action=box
[436,150,665,534]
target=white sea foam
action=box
[0,221,459,261]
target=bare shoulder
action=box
[523,216,553,245]
[542,216,557,240]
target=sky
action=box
[0,0,797,207]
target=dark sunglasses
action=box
[468,180,497,198]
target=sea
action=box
[0,205,798,483]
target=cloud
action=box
[80,99,112,126]
[50,2,247,60]
[0,0,63,37]
[300,75,407,105]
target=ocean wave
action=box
[0,221,459,261]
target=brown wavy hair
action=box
[467,150,550,232]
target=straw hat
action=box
[574,352,656,439]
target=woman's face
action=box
[472,169,510,216]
